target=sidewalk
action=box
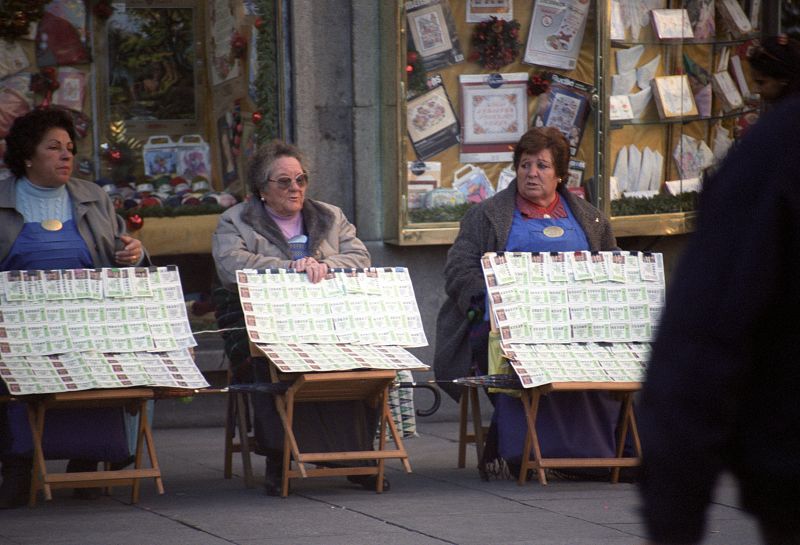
[0,420,759,545]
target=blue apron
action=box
[494,199,622,461]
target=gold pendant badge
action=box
[41,219,63,231]
[543,226,565,238]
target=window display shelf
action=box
[610,211,697,238]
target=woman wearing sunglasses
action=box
[212,139,376,495]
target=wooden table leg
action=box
[457,387,469,468]
[520,389,547,486]
[26,403,49,506]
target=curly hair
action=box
[4,108,78,178]
[513,127,570,182]
[247,139,306,197]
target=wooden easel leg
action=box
[223,392,235,480]
[235,393,254,488]
[375,388,388,493]
[611,393,633,483]
[520,390,546,486]
[26,403,48,506]
[131,399,163,504]
[469,386,485,470]
[457,386,469,468]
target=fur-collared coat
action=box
[432,181,617,399]
[212,196,370,290]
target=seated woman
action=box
[0,108,145,508]
[212,139,383,495]
[433,127,624,479]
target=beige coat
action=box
[212,196,370,290]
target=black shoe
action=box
[109,455,136,471]
[347,474,391,492]
[264,460,283,497]
[66,459,101,500]
[0,457,32,509]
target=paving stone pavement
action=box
[0,421,760,545]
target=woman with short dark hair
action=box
[0,108,145,508]
[433,127,623,479]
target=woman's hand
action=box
[115,235,143,266]
[291,256,329,284]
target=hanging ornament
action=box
[29,67,60,108]
[254,17,264,30]
[230,30,247,59]
[527,71,551,97]
[406,46,427,96]
[252,111,263,124]
[126,214,144,231]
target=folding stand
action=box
[267,365,412,497]
[24,388,164,506]
[517,381,642,486]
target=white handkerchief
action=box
[636,55,661,90]
[628,145,642,192]
[612,70,637,95]
[629,87,652,118]
[616,45,644,73]
[649,150,664,191]
[613,146,629,192]
[639,147,655,193]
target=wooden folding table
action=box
[517,381,642,486]
[22,388,164,506]
[267,365,413,497]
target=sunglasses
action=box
[267,172,309,189]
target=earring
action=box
[25,161,32,168]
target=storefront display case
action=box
[384,0,763,245]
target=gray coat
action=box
[212,196,370,290]
[0,176,132,267]
[432,181,618,399]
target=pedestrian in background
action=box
[639,96,800,544]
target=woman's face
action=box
[26,128,74,188]
[260,156,307,216]
[516,149,560,206]
[752,69,787,102]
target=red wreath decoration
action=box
[468,17,521,70]
[527,71,551,96]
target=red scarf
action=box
[516,192,567,219]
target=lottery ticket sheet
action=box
[237,267,429,373]
[482,251,664,388]
[0,267,207,395]
[237,268,428,347]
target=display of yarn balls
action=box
[95,175,238,212]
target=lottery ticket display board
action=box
[0,267,208,395]
[237,268,430,373]
[482,251,665,388]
